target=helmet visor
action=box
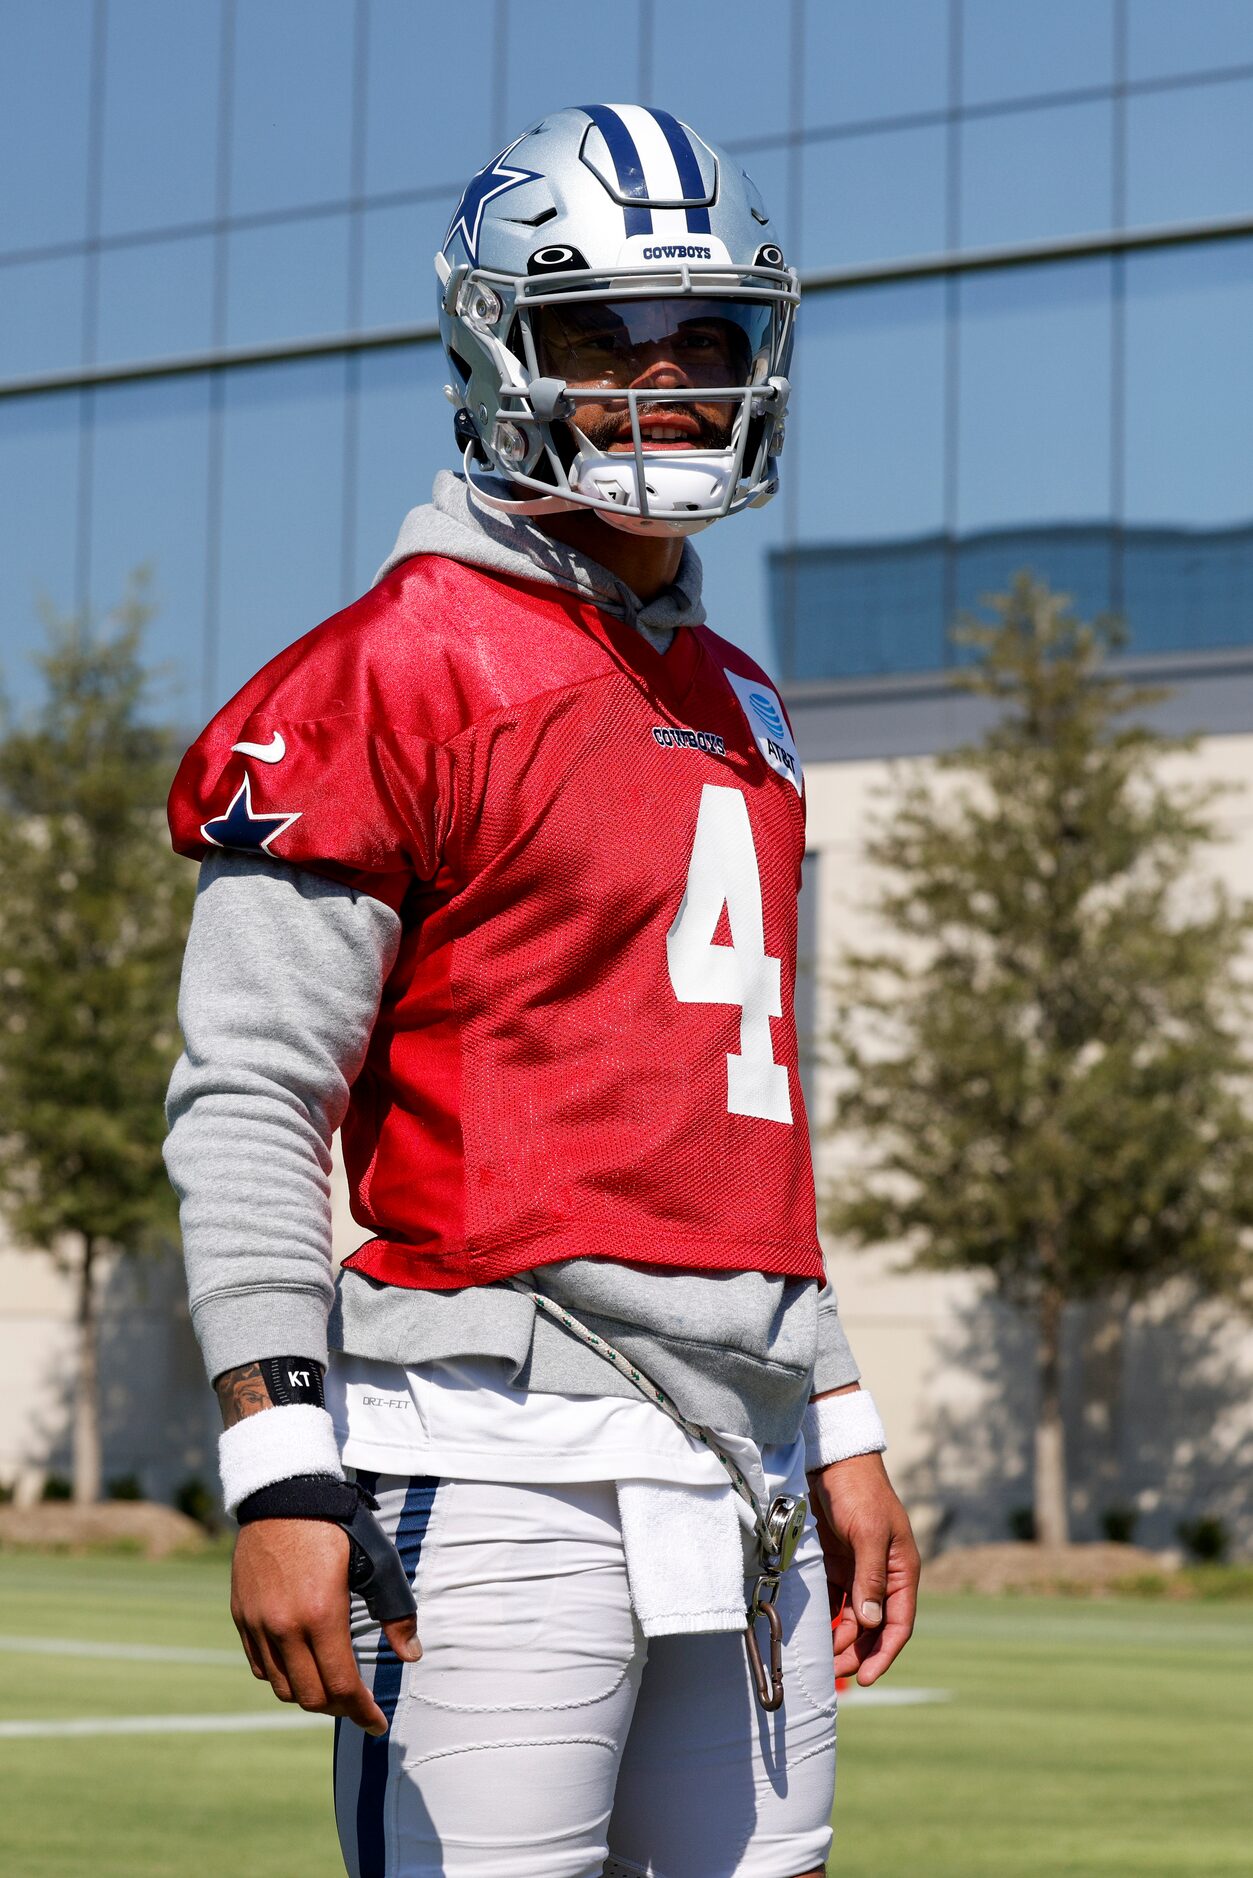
[532,297,774,392]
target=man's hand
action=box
[231,1519,420,1735]
[807,1449,920,1687]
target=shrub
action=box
[1100,1505,1139,1545]
[40,1474,72,1502]
[174,1476,219,1532]
[1177,1516,1230,1563]
[1008,1505,1037,1543]
[106,1472,144,1502]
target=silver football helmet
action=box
[435,104,798,537]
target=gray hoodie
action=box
[164,472,859,1447]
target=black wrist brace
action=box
[236,1474,417,1627]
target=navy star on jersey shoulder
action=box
[199,772,301,854]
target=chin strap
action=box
[235,1473,417,1627]
[461,445,580,519]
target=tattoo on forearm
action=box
[215,1361,274,1428]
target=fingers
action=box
[850,1526,889,1633]
[233,1584,392,1735]
[850,1615,914,1686]
[831,1515,920,1685]
[240,1615,390,1734]
[230,1520,403,1734]
[836,1540,920,1685]
[382,1614,422,1664]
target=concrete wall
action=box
[0,1238,217,1507]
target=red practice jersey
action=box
[168,556,824,1291]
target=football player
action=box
[165,104,919,1878]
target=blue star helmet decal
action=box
[200,772,301,854]
[443,135,544,266]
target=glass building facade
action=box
[4,1,1253,722]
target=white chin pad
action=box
[569,449,733,521]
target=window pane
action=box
[697,458,786,673]
[88,377,212,719]
[961,99,1113,249]
[366,0,509,196]
[1127,0,1253,83]
[956,261,1113,628]
[803,0,950,129]
[0,392,80,714]
[1126,75,1253,230]
[774,281,948,679]
[96,234,215,366]
[957,525,1115,639]
[737,146,790,250]
[0,0,93,251]
[0,254,85,380]
[100,0,222,235]
[962,0,1114,105]
[1124,240,1253,655]
[360,199,455,335]
[215,358,347,709]
[229,0,354,216]
[1125,240,1253,527]
[958,262,1111,531]
[351,345,457,595]
[225,215,351,350]
[641,3,788,144]
[800,124,947,271]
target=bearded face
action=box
[532,298,773,453]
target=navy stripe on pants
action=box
[352,1473,440,1878]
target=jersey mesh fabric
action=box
[168,555,823,1291]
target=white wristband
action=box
[218,1404,344,1516]
[803,1389,887,1471]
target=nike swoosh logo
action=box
[231,733,286,764]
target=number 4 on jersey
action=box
[666,783,793,1125]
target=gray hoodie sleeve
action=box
[812,1276,860,1394]
[164,852,401,1381]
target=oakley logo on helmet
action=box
[756,244,785,267]
[527,244,589,274]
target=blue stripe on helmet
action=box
[353,1475,440,1878]
[648,109,713,234]
[582,104,653,236]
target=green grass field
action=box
[1,1554,1250,1877]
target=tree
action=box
[0,578,194,1503]
[822,575,1253,1546]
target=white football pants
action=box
[333,1473,837,1878]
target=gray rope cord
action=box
[512,1284,775,1559]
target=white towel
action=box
[616,1477,756,1637]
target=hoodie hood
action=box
[375,471,705,646]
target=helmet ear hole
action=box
[453,406,491,467]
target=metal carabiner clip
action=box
[745,1573,785,1712]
